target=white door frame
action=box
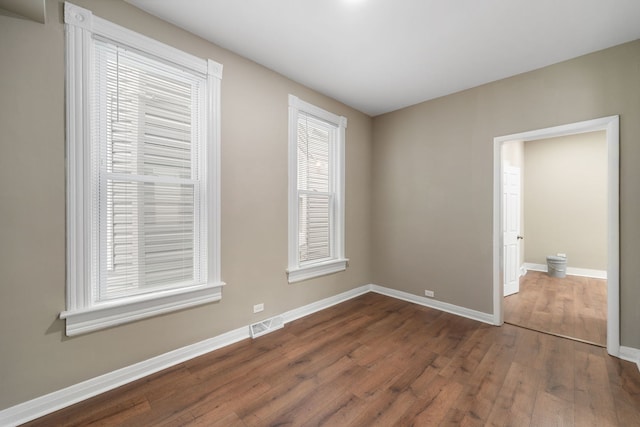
[492,116,619,356]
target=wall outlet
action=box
[253,303,264,313]
[424,290,435,298]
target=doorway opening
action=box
[492,116,619,356]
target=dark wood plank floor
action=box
[24,292,639,426]
[504,271,607,346]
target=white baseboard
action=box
[282,285,370,323]
[619,346,640,371]
[0,324,250,427]
[524,262,607,279]
[370,284,495,325]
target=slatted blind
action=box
[93,39,205,300]
[297,113,333,263]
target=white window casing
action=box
[287,95,348,283]
[62,2,224,336]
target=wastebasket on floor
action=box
[546,255,567,278]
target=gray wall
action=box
[0,0,373,409]
[523,131,607,270]
[372,40,640,349]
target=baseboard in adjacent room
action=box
[523,262,607,279]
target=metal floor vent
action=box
[250,315,284,338]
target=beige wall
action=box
[372,40,640,349]
[0,0,373,409]
[523,131,607,270]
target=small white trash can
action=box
[546,255,567,278]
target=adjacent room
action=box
[502,131,609,346]
[2,0,640,425]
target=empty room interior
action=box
[1,0,640,425]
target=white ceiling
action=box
[127,0,640,116]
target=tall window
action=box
[287,95,347,283]
[62,3,223,336]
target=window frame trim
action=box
[286,95,348,283]
[62,2,224,336]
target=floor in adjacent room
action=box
[504,270,607,346]
[25,292,638,426]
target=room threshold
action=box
[504,320,606,348]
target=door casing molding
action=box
[492,116,619,356]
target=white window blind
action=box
[287,95,348,283]
[93,40,206,301]
[297,113,333,263]
[62,2,223,336]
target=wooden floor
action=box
[504,271,607,346]
[25,292,640,426]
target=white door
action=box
[503,166,521,296]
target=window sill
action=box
[60,282,225,336]
[287,259,348,283]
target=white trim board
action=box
[370,285,495,325]
[0,325,249,427]
[523,263,607,280]
[282,286,369,323]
